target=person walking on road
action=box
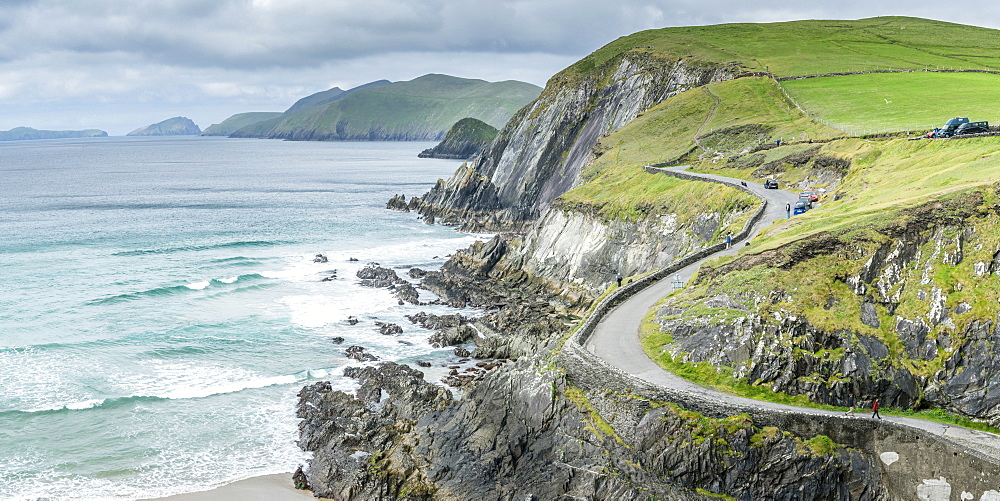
[616,272,623,288]
[845,394,855,417]
[785,202,791,218]
[725,234,732,248]
[871,398,881,420]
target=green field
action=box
[782,72,1000,134]
[562,17,1000,81]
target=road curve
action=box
[583,166,1000,459]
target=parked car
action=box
[793,201,809,215]
[956,121,989,135]
[764,179,779,189]
[800,190,819,202]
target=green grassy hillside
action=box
[565,17,1000,79]
[232,74,541,141]
[548,17,1000,424]
[202,112,284,136]
[781,72,1000,134]
[546,17,1000,139]
[559,76,840,223]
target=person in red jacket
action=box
[871,398,881,420]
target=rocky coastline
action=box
[295,237,886,499]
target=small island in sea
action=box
[0,126,108,141]
[418,117,498,159]
[127,116,202,136]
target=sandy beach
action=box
[146,473,330,501]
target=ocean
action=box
[0,136,482,500]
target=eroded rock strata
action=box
[298,359,880,501]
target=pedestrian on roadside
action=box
[785,202,791,218]
[845,394,855,417]
[871,398,881,420]
[616,272,623,288]
[725,234,732,248]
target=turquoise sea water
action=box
[0,137,480,500]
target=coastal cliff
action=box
[415,53,739,230]
[299,17,1000,500]
[298,360,882,500]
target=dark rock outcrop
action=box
[376,321,403,336]
[345,346,378,362]
[297,361,882,500]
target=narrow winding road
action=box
[583,166,1000,460]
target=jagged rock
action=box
[453,347,471,357]
[392,282,421,305]
[386,194,410,212]
[376,321,403,336]
[357,263,405,288]
[430,324,477,348]
[408,267,428,278]
[860,301,880,328]
[349,257,359,262]
[416,361,432,368]
[297,359,881,500]
[345,345,378,362]
[313,253,328,263]
[330,336,345,344]
[292,466,309,490]
[347,316,359,326]
[406,312,467,330]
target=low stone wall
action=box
[561,167,1000,500]
[571,166,766,348]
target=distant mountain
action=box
[0,127,107,141]
[284,80,391,114]
[229,74,541,141]
[128,117,201,136]
[202,112,284,136]
[418,118,498,159]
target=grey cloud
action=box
[2,0,1000,133]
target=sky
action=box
[3,0,1000,135]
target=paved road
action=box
[584,166,1000,460]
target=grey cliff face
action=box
[298,360,880,501]
[417,55,738,230]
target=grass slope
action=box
[559,76,840,225]
[563,17,1000,80]
[782,72,1000,134]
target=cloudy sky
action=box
[3,0,1000,135]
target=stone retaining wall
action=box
[570,166,766,348]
